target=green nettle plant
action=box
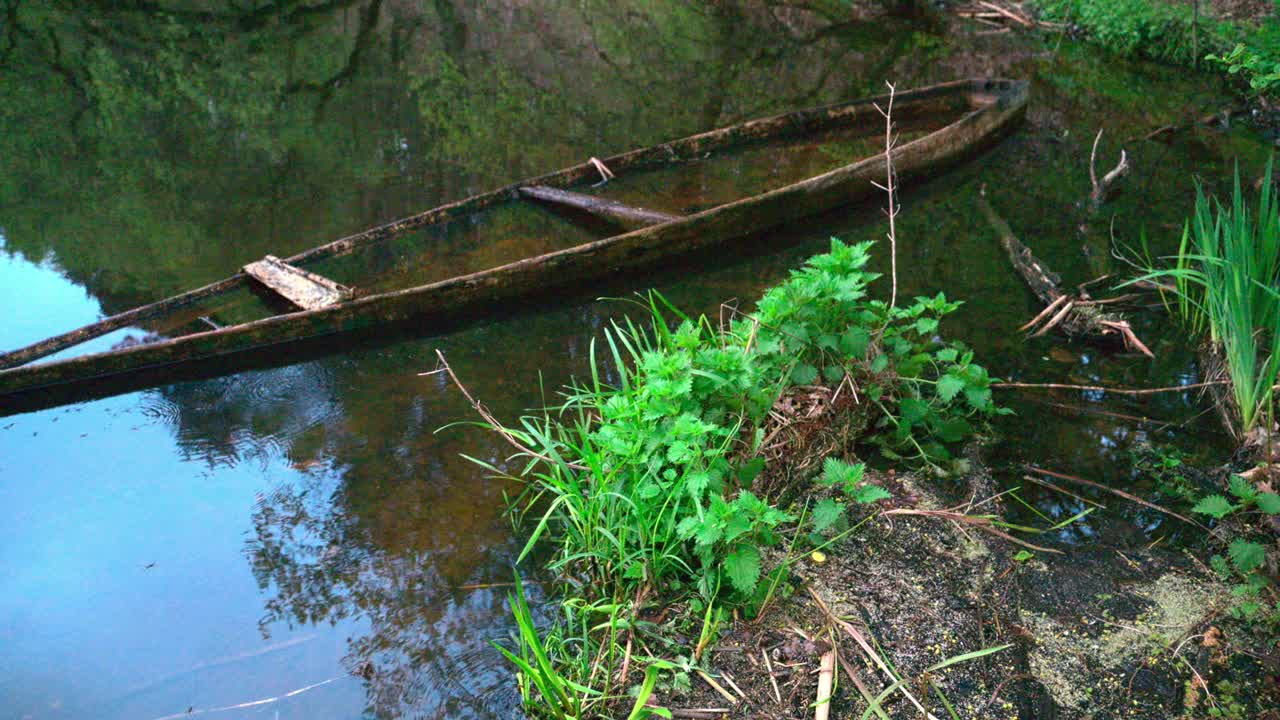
[478,240,1003,718]
[1191,475,1280,622]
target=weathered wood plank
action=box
[519,185,681,230]
[0,79,1029,409]
[243,255,351,310]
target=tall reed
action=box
[1135,160,1280,436]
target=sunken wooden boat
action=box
[0,78,1028,411]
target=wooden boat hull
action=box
[0,78,1028,412]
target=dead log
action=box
[978,190,1152,356]
[519,185,681,230]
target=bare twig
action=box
[1029,299,1075,337]
[696,670,739,705]
[426,350,586,470]
[872,82,899,311]
[1018,294,1070,332]
[1089,129,1131,209]
[1028,467,1208,530]
[992,380,1228,395]
[763,649,783,704]
[977,0,1034,26]
[670,709,732,719]
[806,587,941,720]
[722,672,748,701]
[589,156,615,184]
[882,507,1064,554]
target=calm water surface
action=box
[0,2,1269,718]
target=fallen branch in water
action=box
[978,189,1154,356]
[1089,129,1130,210]
[1028,467,1208,531]
[992,380,1228,395]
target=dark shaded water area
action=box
[0,2,1271,718]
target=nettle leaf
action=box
[841,328,870,358]
[1192,495,1237,520]
[823,364,845,383]
[1210,554,1231,577]
[936,374,966,403]
[899,397,930,424]
[822,457,863,488]
[790,364,819,385]
[935,347,959,363]
[696,521,723,548]
[686,471,711,498]
[723,514,752,543]
[676,516,700,539]
[736,458,766,484]
[811,498,846,533]
[1228,475,1258,502]
[1229,539,1267,573]
[964,385,993,411]
[1256,492,1280,515]
[724,545,762,595]
[852,484,892,504]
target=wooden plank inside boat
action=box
[519,185,681,230]
[243,255,352,310]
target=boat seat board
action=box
[519,185,681,230]
[243,255,352,310]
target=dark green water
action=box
[0,2,1268,718]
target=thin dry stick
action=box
[425,350,586,470]
[1018,294,1070,332]
[806,587,941,720]
[1029,467,1208,530]
[1029,299,1076,337]
[978,0,1034,26]
[815,649,836,720]
[882,507,1064,554]
[762,649,783,704]
[669,710,732,720]
[992,379,1228,395]
[1089,129,1131,208]
[1022,474,1107,509]
[696,670,738,705]
[588,156,615,184]
[872,82,899,311]
[722,672,748,701]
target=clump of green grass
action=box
[1134,161,1280,438]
